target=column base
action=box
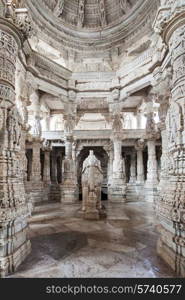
[61,182,79,204]
[83,209,100,220]
[157,237,185,277]
[0,219,31,278]
[144,181,158,203]
[108,182,127,203]
[25,181,50,204]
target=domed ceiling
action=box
[42,0,137,30]
[25,0,158,57]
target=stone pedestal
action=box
[61,181,78,204]
[83,191,100,220]
[0,23,31,277]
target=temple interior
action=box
[0,0,185,278]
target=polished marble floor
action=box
[10,201,176,278]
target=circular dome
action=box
[26,0,157,55]
[42,0,137,30]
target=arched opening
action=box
[77,146,109,202]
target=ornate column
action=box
[152,67,171,188]
[61,90,78,204]
[30,89,42,138]
[135,140,145,184]
[29,90,42,182]
[145,138,158,189]
[61,135,78,204]
[28,90,47,203]
[109,137,127,202]
[129,151,136,183]
[0,5,31,277]
[107,146,114,200]
[31,139,42,182]
[154,0,185,276]
[108,87,127,203]
[143,89,159,202]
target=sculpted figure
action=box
[81,150,104,220]
[112,114,123,132]
[63,115,75,135]
[32,116,42,137]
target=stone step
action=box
[126,186,139,202]
[33,202,61,213]
[49,185,61,202]
[29,210,63,223]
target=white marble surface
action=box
[9,202,176,278]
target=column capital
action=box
[135,139,146,151]
[42,141,52,153]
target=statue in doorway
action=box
[81,150,105,220]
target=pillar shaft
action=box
[109,138,127,202]
[61,136,78,203]
[31,141,41,182]
[0,22,31,277]
[136,150,144,183]
[154,11,185,275]
[146,140,158,184]
[43,150,51,184]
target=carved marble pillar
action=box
[129,151,136,183]
[61,136,78,204]
[109,137,127,203]
[144,136,159,203]
[31,139,42,182]
[135,142,145,184]
[30,90,42,138]
[146,139,158,185]
[43,148,51,184]
[154,3,185,275]
[0,21,31,277]
[28,138,48,203]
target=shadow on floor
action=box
[16,231,87,273]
